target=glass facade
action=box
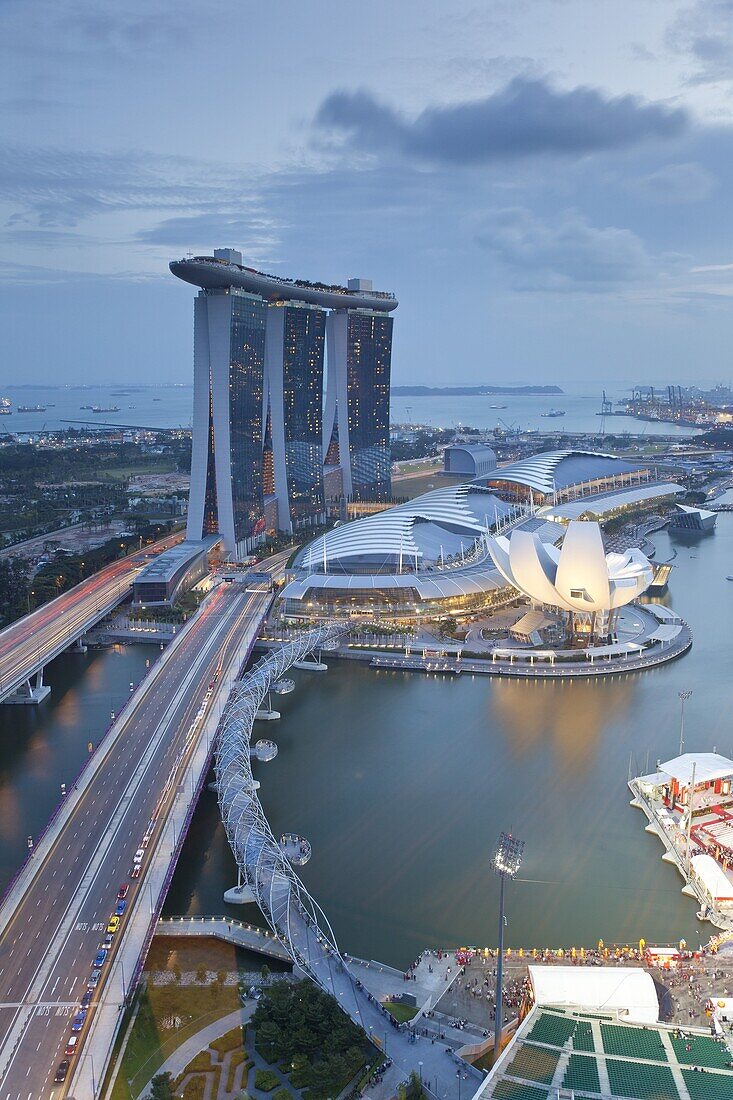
[228,291,267,546]
[282,305,326,522]
[203,388,218,535]
[346,311,393,502]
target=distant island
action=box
[392,385,563,396]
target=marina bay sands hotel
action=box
[171,249,397,559]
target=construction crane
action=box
[599,390,612,436]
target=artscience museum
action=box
[488,520,654,643]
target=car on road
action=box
[117,883,129,899]
[106,915,120,934]
[93,949,107,967]
[54,1060,70,1082]
[131,865,141,879]
[133,848,145,864]
[81,990,93,1007]
[102,934,113,949]
[115,900,127,916]
[65,1036,79,1057]
[71,1010,87,1032]
[88,969,101,988]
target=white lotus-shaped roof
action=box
[487,520,654,613]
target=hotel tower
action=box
[171,249,397,560]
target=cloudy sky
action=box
[3,0,733,387]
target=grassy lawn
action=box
[382,1001,419,1023]
[90,459,178,482]
[109,981,240,1100]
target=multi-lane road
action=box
[0,566,278,1099]
[0,532,182,702]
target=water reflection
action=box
[490,677,634,773]
[0,645,155,887]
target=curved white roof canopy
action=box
[480,449,644,496]
[488,520,653,613]
[295,483,512,571]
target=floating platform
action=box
[251,739,278,762]
[255,709,280,721]
[224,883,256,905]
[272,677,295,694]
[279,832,311,866]
[292,660,327,672]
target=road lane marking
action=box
[0,589,261,1088]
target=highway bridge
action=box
[0,532,182,704]
[0,557,287,1100]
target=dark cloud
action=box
[668,1,733,83]
[475,207,662,290]
[136,213,279,256]
[315,77,688,165]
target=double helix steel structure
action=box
[214,625,483,1099]
[214,624,366,1011]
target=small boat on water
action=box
[489,404,507,409]
[727,576,733,581]
[541,409,566,418]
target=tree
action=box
[195,964,207,984]
[149,1072,175,1100]
[260,964,270,982]
[256,1019,282,1062]
[172,963,182,983]
[399,1071,427,1100]
[439,616,458,638]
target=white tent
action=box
[658,753,733,787]
[528,965,659,1024]
[691,855,733,905]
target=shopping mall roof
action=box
[658,753,733,787]
[479,450,645,496]
[282,566,504,602]
[528,965,659,1023]
[293,483,514,571]
[540,481,684,521]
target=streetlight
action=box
[492,831,524,1062]
[678,690,692,756]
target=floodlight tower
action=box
[678,690,692,756]
[493,831,525,1062]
